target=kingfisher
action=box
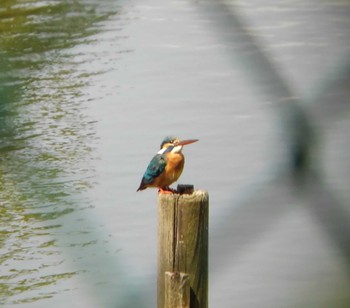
[137,136,198,193]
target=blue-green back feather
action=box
[143,154,167,183]
[137,143,175,191]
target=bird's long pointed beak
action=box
[177,139,199,146]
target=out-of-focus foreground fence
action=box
[205,1,350,307]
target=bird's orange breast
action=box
[153,152,184,188]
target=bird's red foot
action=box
[158,187,177,194]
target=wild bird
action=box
[137,136,198,193]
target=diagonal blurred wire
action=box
[304,174,350,273]
[192,0,350,273]
[307,56,350,123]
[192,0,314,174]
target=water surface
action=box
[1,0,350,307]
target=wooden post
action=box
[158,188,209,308]
[164,272,190,307]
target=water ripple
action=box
[0,0,119,305]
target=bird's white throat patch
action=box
[171,145,183,153]
[157,145,183,154]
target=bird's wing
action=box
[142,154,167,184]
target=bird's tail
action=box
[136,181,147,192]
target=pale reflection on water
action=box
[1,0,350,307]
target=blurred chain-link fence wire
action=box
[201,1,350,307]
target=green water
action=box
[0,1,116,305]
